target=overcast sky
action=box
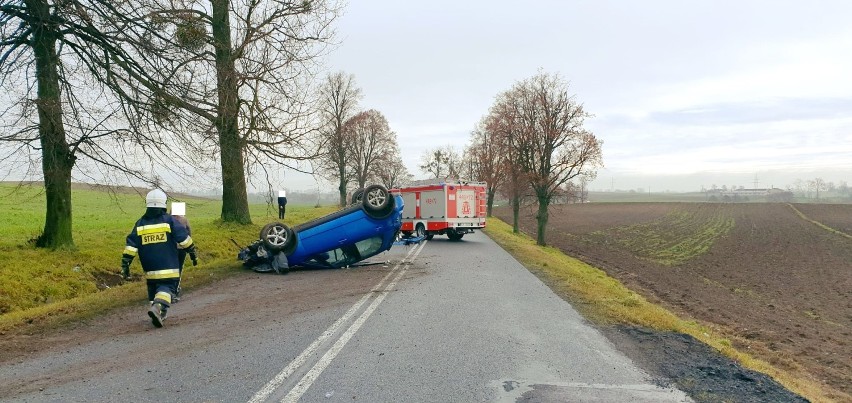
[288,0,852,192]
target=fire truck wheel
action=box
[362,185,393,216]
[447,230,464,241]
[415,223,426,238]
[260,222,293,252]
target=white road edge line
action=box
[280,241,429,403]
[247,242,426,403]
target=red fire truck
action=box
[392,180,487,241]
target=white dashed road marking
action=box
[248,241,427,403]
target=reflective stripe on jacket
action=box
[125,212,193,274]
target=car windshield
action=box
[304,236,384,268]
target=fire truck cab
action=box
[392,180,487,241]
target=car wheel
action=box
[260,222,293,252]
[350,188,364,205]
[447,230,464,241]
[362,185,393,215]
[415,223,426,238]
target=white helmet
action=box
[146,189,168,208]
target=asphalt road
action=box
[0,232,690,402]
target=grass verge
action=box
[0,262,241,333]
[484,217,833,403]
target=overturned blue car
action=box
[239,185,403,273]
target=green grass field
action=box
[0,183,335,326]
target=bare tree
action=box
[809,177,827,201]
[578,176,589,202]
[122,0,341,223]
[444,145,462,179]
[467,118,507,217]
[316,71,361,206]
[419,147,446,179]
[493,71,602,245]
[0,0,188,248]
[486,88,529,233]
[458,145,476,182]
[419,145,460,180]
[374,146,411,190]
[344,109,397,189]
[562,176,589,203]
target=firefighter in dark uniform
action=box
[121,189,197,328]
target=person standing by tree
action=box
[121,190,197,328]
[277,190,288,219]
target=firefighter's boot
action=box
[148,302,166,328]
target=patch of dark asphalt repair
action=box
[601,325,808,403]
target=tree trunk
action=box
[338,174,347,207]
[535,195,549,246]
[511,194,520,234]
[486,187,495,217]
[29,0,75,249]
[212,0,251,224]
[334,127,347,207]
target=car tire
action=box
[362,185,393,217]
[260,222,293,253]
[350,188,364,205]
[415,223,426,238]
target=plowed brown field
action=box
[494,202,852,399]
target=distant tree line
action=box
[790,178,851,201]
[702,178,850,203]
